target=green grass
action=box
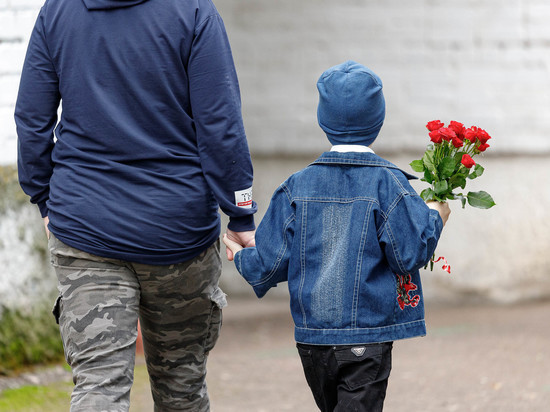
[0,383,72,412]
[0,306,65,375]
[0,363,151,412]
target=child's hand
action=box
[426,201,451,226]
[223,233,244,261]
[224,229,255,260]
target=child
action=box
[223,60,450,411]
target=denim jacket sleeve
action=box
[378,178,444,275]
[234,183,295,298]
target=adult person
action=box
[15,0,256,410]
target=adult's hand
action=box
[224,229,255,261]
[43,216,50,239]
[222,234,243,261]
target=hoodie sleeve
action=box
[15,8,60,218]
[234,184,295,298]
[379,188,444,275]
[188,10,256,232]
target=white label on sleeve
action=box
[235,186,253,208]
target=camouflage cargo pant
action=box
[49,234,226,412]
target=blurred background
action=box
[1,0,550,410]
[3,0,550,307]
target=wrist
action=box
[228,214,256,232]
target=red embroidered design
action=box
[396,274,420,310]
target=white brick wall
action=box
[216,0,550,155]
[0,1,40,164]
[2,0,550,160]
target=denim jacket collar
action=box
[311,151,418,180]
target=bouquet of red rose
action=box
[410,120,496,209]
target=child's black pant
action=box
[296,342,393,412]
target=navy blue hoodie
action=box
[16,0,256,264]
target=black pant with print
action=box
[296,342,393,412]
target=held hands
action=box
[223,229,255,261]
[426,201,451,226]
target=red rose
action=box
[477,128,491,144]
[477,143,490,152]
[464,127,477,143]
[429,130,443,144]
[461,154,475,168]
[426,120,444,131]
[452,136,464,148]
[449,121,465,138]
[439,127,456,142]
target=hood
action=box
[82,0,150,10]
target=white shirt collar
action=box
[330,145,375,154]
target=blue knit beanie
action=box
[317,61,385,146]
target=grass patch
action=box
[0,362,151,411]
[0,383,71,412]
[0,306,64,375]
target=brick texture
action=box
[2,0,550,160]
[216,0,550,155]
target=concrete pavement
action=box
[130,296,550,411]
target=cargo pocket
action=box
[52,295,62,325]
[203,287,226,354]
[51,294,73,365]
[334,343,391,390]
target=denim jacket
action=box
[235,151,443,345]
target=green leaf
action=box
[410,159,425,173]
[434,180,449,195]
[437,157,457,180]
[422,150,436,173]
[449,174,467,190]
[455,194,467,208]
[467,191,496,209]
[468,164,485,180]
[420,188,435,201]
[454,151,467,163]
[423,169,434,184]
[475,163,484,175]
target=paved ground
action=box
[2,296,548,411]
[128,296,550,412]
